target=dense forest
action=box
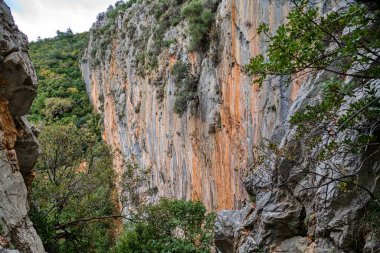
[28,30,116,252]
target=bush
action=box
[173,89,196,115]
[43,97,73,120]
[172,60,190,83]
[181,0,215,51]
[171,61,198,115]
[113,199,216,253]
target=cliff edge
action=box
[0,1,44,252]
[82,0,379,252]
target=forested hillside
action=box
[27,30,116,253]
[29,30,97,128]
[1,0,379,252]
[26,29,215,253]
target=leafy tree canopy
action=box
[244,0,380,238]
[113,199,216,253]
[28,30,116,252]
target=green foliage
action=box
[174,89,196,115]
[172,61,198,115]
[244,1,380,160]
[29,31,98,131]
[245,0,380,86]
[181,0,215,51]
[163,39,177,47]
[43,97,73,120]
[172,60,190,83]
[107,2,127,21]
[30,125,115,253]
[113,199,216,253]
[29,31,116,252]
[90,0,140,67]
[245,0,380,241]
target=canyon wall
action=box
[82,0,296,211]
[82,0,379,251]
[0,1,44,252]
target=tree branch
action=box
[55,215,138,229]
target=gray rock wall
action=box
[82,0,379,251]
[82,0,296,211]
[0,1,44,252]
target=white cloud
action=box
[4,0,116,41]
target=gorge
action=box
[1,0,379,252]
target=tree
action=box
[244,0,380,237]
[28,25,117,253]
[28,31,95,131]
[113,199,216,253]
[30,124,116,253]
[181,0,216,51]
[245,0,380,85]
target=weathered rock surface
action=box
[82,0,294,211]
[82,0,379,251]
[215,205,252,252]
[0,1,44,252]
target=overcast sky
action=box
[4,0,116,41]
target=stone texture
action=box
[215,205,252,252]
[82,0,296,211]
[82,0,379,252]
[0,1,44,252]
[0,1,37,117]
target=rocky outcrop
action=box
[82,0,379,251]
[0,1,44,252]
[82,0,291,211]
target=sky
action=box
[4,0,116,41]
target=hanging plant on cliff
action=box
[244,0,380,231]
[181,0,220,52]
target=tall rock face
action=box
[82,0,293,211]
[0,1,44,252]
[83,0,379,251]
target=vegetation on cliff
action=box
[245,0,380,243]
[28,19,216,253]
[88,0,221,116]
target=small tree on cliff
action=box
[244,0,380,236]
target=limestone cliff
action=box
[82,0,379,252]
[0,1,44,252]
[82,0,288,211]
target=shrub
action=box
[172,60,190,83]
[171,61,199,115]
[173,89,196,115]
[43,97,73,120]
[181,0,215,51]
[113,199,216,253]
